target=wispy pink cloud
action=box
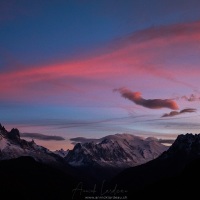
[0,21,200,103]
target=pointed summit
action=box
[0,124,6,132]
[8,128,20,141]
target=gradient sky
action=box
[1,0,200,150]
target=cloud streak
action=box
[159,139,175,144]
[162,108,197,118]
[70,137,100,145]
[181,94,200,102]
[0,21,200,103]
[115,88,179,110]
[20,132,65,141]
[70,137,175,145]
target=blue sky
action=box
[1,0,200,150]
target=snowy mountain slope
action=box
[54,149,69,157]
[65,133,168,168]
[0,124,64,165]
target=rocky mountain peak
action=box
[65,134,168,168]
[160,133,200,160]
[0,124,6,132]
[0,123,66,166]
[8,128,20,141]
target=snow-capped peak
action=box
[66,133,168,168]
[0,124,64,166]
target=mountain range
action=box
[0,124,168,184]
[2,122,200,199]
[65,133,168,168]
[0,124,66,167]
[111,133,200,198]
[0,123,167,172]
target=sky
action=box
[1,0,200,150]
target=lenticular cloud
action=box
[114,88,179,110]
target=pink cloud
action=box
[114,88,179,110]
[0,21,200,103]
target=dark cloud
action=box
[159,139,175,144]
[70,137,100,145]
[181,94,200,102]
[174,93,200,102]
[114,88,179,110]
[21,132,65,141]
[162,108,197,118]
